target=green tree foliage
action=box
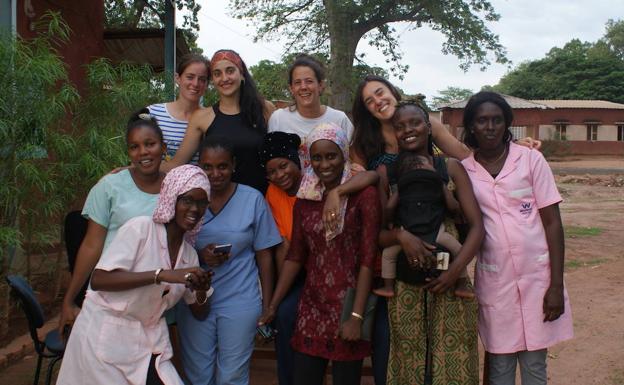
[1,12,78,268]
[604,19,624,60]
[105,0,202,50]
[0,12,80,337]
[493,20,624,103]
[250,59,290,101]
[0,12,168,339]
[230,0,508,111]
[432,86,474,108]
[74,59,168,181]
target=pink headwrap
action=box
[153,165,210,245]
[297,122,363,240]
[210,50,244,73]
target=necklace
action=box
[477,145,508,165]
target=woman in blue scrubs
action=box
[176,135,281,384]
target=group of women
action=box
[56,49,573,385]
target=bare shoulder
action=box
[189,107,215,133]
[446,157,467,178]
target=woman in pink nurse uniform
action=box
[57,165,214,385]
[460,92,573,385]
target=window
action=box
[555,124,567,140]
[586,124,598,141]
[509,126,526,140]
[618,125,624,142]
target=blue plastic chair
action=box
[6,275,65,385]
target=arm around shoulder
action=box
[430,117,472,160]
[160,108,213,172]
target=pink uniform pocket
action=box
[96,315,143,365]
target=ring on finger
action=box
[184,273,193,282]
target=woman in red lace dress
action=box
[259,122,381,385]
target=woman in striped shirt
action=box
[149,53,210,164]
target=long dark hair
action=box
[213,49,268,135]
[462,91,514,149]
[351,75,402,165]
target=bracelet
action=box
[154,268,164,285]
[196,291,208,305]
[195,287,214,305]
[351,311,364,321]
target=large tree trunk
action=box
[325,0,362,113]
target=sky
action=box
[191,0,621,101]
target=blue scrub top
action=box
[195,184,282,310]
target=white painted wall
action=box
[598,125,618,141]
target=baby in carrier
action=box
[373,150,474,298]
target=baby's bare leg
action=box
[373,246,402,298]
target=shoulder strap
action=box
[433,156,450,184]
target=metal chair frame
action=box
[6,275,64,385]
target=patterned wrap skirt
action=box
[387,279,479,385]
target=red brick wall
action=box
[567,141,624,155]
[17,0,104,93]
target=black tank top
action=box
[206,105,268,194]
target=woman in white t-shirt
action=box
[149,53,210,164]
[268,54,353,166]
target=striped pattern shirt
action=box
[148,103,199,164]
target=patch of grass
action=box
[565,226,603,238]
[609,369,624,385]
[565,258,607,270]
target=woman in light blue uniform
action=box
[176,136,281,385]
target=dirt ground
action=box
[1,156,622,385]
[545,157,624,385]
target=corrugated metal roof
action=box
[439,95,624,110]
[440,94,551,110]
[531,100,624,109]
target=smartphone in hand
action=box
[257,324,277,340]
[213,244,232,254]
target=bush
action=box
[0,11,168,341]
[540,132,572,159]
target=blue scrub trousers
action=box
[176,301,261,385]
